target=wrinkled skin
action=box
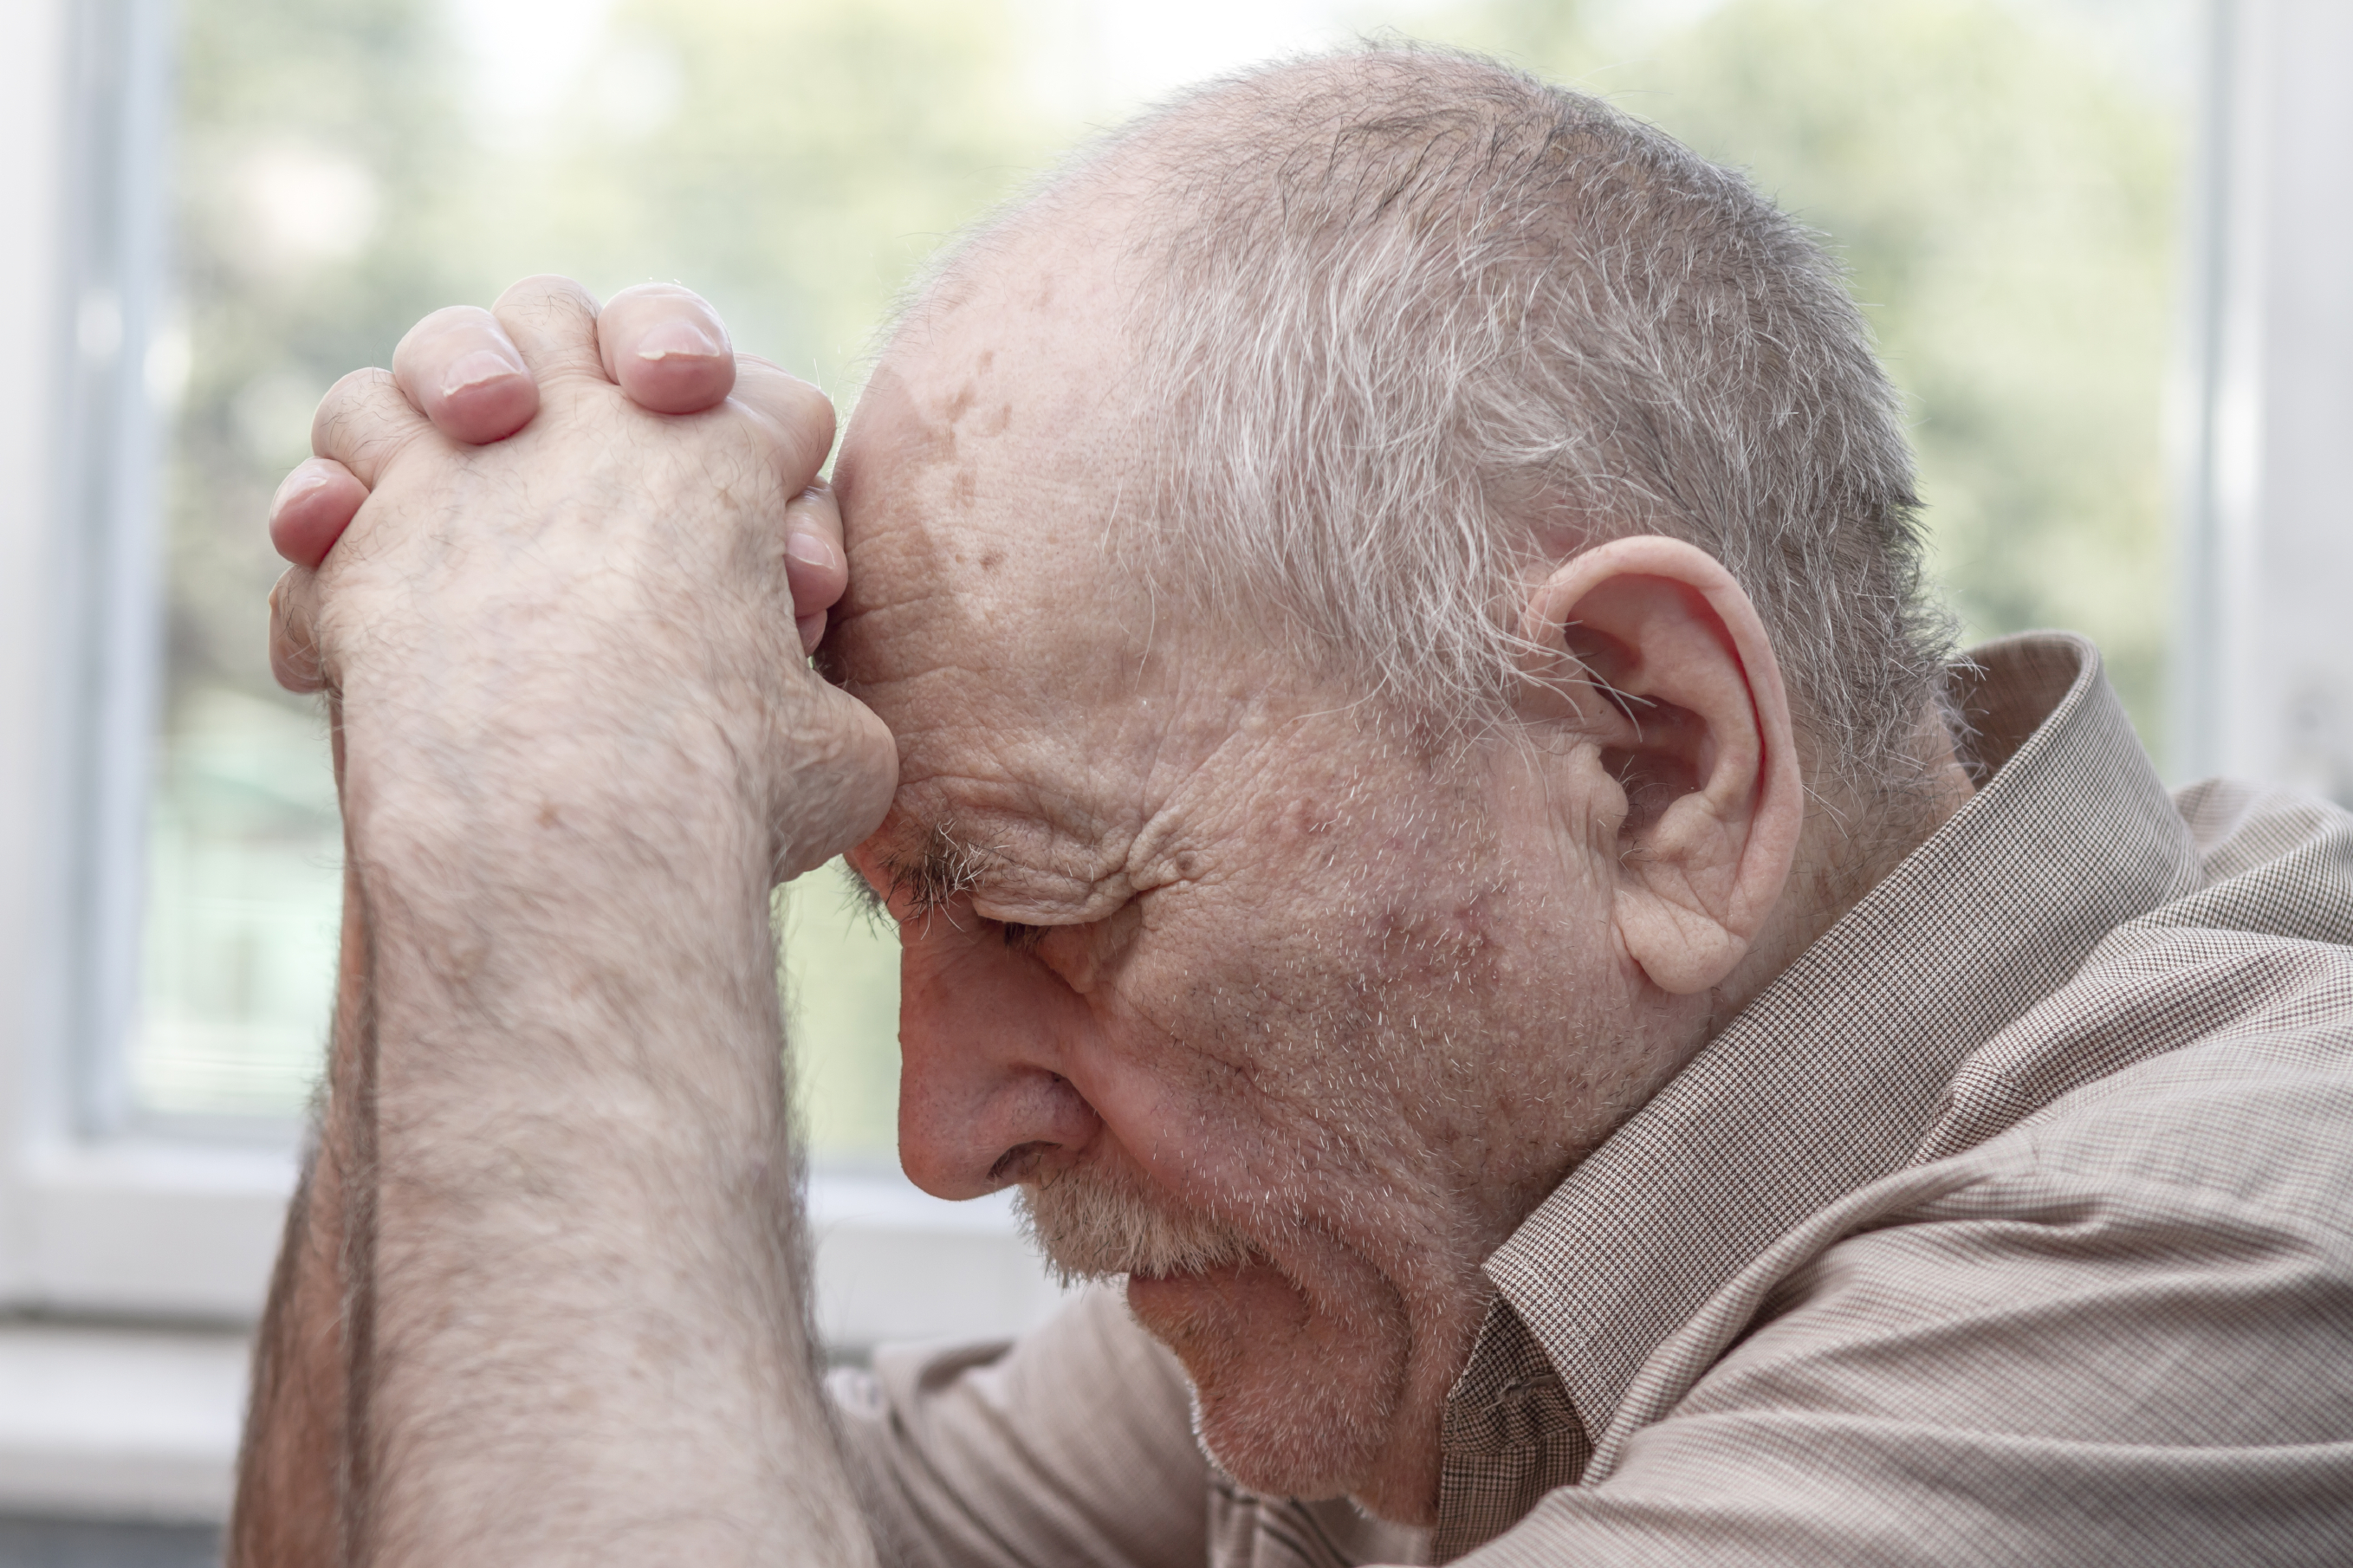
[820,250,1817,1519]
[271,279,893,876]
[267,256,1935,1529]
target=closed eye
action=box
[1000,921,1047,953]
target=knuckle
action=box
[776,382,837,461]
[396,304,489,356]
[311,367,399,454]
[496,272,600,319]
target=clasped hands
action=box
[266,275,895,881]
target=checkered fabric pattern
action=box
[831,633,2353,1567]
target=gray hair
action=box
[926,47,1957,795]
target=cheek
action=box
[1078,910,1471,1276]
[1105,878,1500,1150]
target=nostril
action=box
[989,1141,1055,1185]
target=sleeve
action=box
[1464,1051,2353,1566]
[829,1285,1212,1568]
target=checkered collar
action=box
[1472,632,2201,1468]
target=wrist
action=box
[333,662,783,888]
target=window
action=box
[6,0,2209,1306]
[20,0,2350,1529]
[124,0,2209,1148]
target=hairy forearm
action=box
[231,781,373,1566]
[236,275,891,1563]
[237,709,873,1565]
[349,730,870,1565]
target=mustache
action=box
[1014,1166,1257,1286]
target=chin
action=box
[1126,1257,1422,1512]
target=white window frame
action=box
[2168,0,2353,801]
[0,0,293,1326]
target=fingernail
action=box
[787,531,836,570]
[270,461,330,511]
[442,347,523,398]
[637,319,725,362]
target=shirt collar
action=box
[1475,632,2202,1449]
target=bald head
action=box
[829,50,1974,1520]
[870,47,1954,798]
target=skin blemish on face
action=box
[921,419,958,465]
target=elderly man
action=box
[233,49,2353,1567]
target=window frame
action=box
[0,0,294,1325]
[0,0,1053,1348]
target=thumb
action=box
[774,686,898,884]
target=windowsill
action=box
[0,1165,1065,1523]
[0,1321,248,1524]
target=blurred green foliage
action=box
[479,0,1053,387]
[145,0,2183,1141]
[1429,0,2182,736]
[166,0,472,703]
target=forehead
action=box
[826,265,1183,907]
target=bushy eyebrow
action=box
[841,826,1059,955]
[846,821,993,928]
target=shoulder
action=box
[1560,1040,2353,1560]
[1676,1035,2353,1453]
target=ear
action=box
[1518,536,1804,995]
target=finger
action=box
[783,484,847,654]
[489,275,606,386]
[731,355,837,492]
[269,568,325,693]
[784,484,846,608]
[392,306,537,444]
[311,366,434,489]
[269,457,370,569]
[776,686,899,884]
[599,283,736,415]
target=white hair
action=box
[915,47,1958,796]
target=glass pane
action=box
[131,0,2192,1137]
[132,0,1057,1138]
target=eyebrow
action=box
[853,820,992,923]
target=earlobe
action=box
[1615,873,1755,995]
[1519,537,1804,997]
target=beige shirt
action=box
[830,634,2353,1566]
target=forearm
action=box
[344,741,871,1565]
[237,274,891,1564]
[229,856,371,1567]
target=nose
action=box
[895,913,1102,1200]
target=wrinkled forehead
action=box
[826,264,1176,886]
[829,297,1154,709]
